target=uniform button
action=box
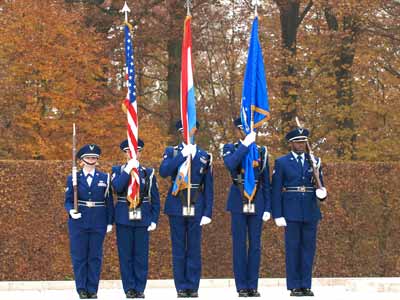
[302,177,305,179]
[89,192,92,194]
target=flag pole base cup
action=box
[182,205,195,217]
[243,203,256,214]
[129,208,142,220]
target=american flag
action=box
[123,23,140,209]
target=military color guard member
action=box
[159,120,214,298]
[111,138,160,298]
[65,144,114,299]
[222,118,272,297]
[272,128,327,297]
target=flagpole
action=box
[121,1,141,218]
[250,0,260,209]
[185,0,192,213]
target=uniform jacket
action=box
[111,164,160,227]
[271,152,325,222]
[159,143,213,220]
[65,169,114,228]
[222,142,271,218]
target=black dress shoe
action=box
[238,289,249,297]
[177,290,188,298]
[187,290,198,298]
[88,292,98,299]
[135,291,145,298]
[126,289,137,298]
[302,288,314,296]
[247,289,261,297]
[78,290,89,299]
[290,288,304,297]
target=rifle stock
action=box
[305,142,323,190]
[72,123,78,212]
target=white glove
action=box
[181,144,191,157]
[69,209,82,219]
[242,131,256,147]
[262,212,271,222]
[124,159,139,173]
[274,217,287,227]
[190,144,197,158]
[147,222,157,231]
[106,224,113,233]
[200,216,212,226]
[316,187,327,200]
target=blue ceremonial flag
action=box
[240,16,270,201]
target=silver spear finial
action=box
[121,1,131,23]
[185,0,193,16]
[252,0,261,17]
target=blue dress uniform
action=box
[222,120,271,296]
[111,139,160,298]
[159,122,213,296]
[271,128,326,295]
[64,144,114,299]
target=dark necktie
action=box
[297,156,303,175]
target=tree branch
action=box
[137,103,164,119]
[298,0,313,27]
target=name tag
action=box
[98,182,107,187]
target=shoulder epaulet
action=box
[222,143,235,157]
[260,145,268,173]
[162,146,178,159]
[208,152,213,172]
[146,167,155,201]
[104,173,110,197]
[173,145,180,158]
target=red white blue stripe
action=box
[172,16,196,196]
[180,16,196,145]
[123,23,140,207]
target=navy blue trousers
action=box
[168,216,202,292]
[68,222,106,294]
[231,213,263,292]
[284,221,318,290]
[116,224,150,293]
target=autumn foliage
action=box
[0,0,399,162]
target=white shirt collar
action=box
[291,151,305,161]
[83,168,95,177]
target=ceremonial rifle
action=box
[72,123,78,212]
[295,117,327,202]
